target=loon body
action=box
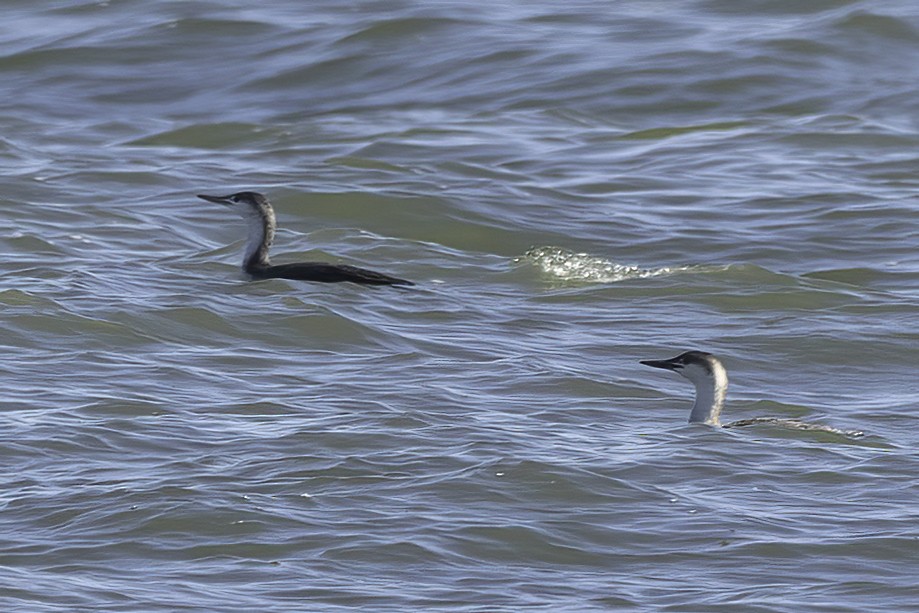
[640,350,863,437]
[199,191,413,287]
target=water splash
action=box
[520,246,686,283]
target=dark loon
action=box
[199,191,413,286]
[640,350,863,436]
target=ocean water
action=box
[2,1,919,610]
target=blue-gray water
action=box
[3,1,919,611]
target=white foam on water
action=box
[520,246,689,283]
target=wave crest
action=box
[520,246,685,283]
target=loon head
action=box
[640,350,723,385]
[640,350,729,426]
[198,191,276,270]
[198,191,274,220]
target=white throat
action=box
[240,207,275,269]
[686,362,728,426]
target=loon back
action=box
[254,262,414,286]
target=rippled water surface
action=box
[3,1,919,611]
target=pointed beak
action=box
[197,194,233,206]
[640,358,680,371]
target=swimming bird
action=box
[640,350,863,436]
[199,191,413,286]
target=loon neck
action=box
[688,369,728,426]
[242,208,276,272]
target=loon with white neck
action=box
[641,351,728,425]
[198,191,413,286]
[640,350,863,436]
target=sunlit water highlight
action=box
[521,245,695,282]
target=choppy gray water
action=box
[3,1,919,611]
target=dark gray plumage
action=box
[199,191,413,287]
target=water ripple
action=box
[3,1,919,611]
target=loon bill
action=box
[198,191,413,286]
[640,350,863,437]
